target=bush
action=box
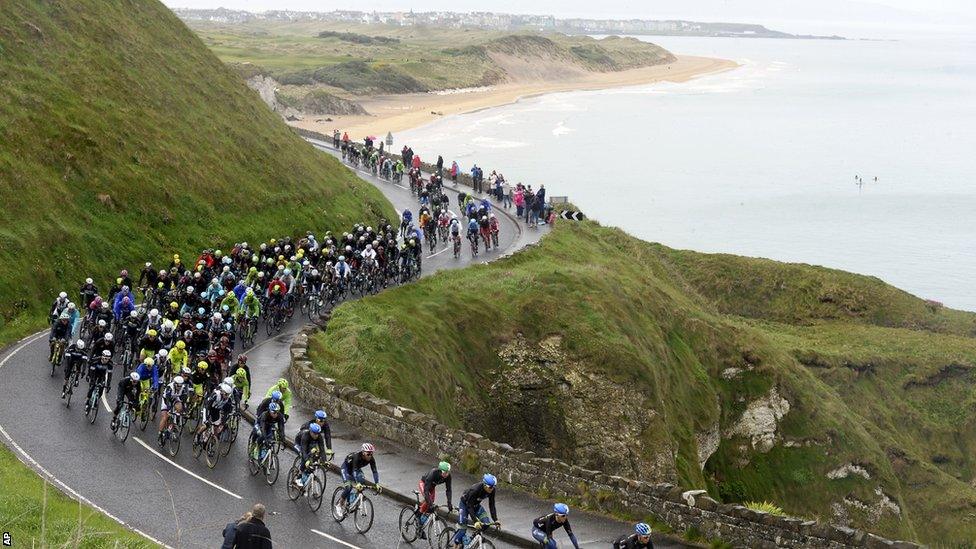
[744,501,786,516]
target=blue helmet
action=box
[271,390,282,400]
[314,410,327,420]
[309,423,322,434]
[268,402,280,413]
[553,503,569,516]
[482,474,497,487]
[635,523,651,536]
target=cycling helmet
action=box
[158,348,168,358]
[197,307,205,315]
[122,296,131,304]
[147,329,157,337]
[186,287,194,294]
[76,339,86,349]
[67,302,76,310]
[197,361,208,370]
[130,372,140,382]
[176,340,186,349]
[361,442,375,453]
[553,503,569,516]
[98,319,107,328]
[311,269,319,276]
[149,308,159,317]
[283,268,292,276]
[219,383,232,395]
[277,378,288,390]
[195,323,203,330]
[314,410,327,420]
[101,302,110,310]
[482,474,497,487]
[635,523,651,536]
[181,367,192,375]
[58,313,69,320]
[222,266,230,272]
[104,332,113,341]
[102,350,112,358]
[212,312,222,321]
[121,270,128,278]
[269,402,280,413]
[85,278,93,284]
[309,423,322,434]
[170,301,178,309]
[237,355,248,363]
[129,310,138,318]
[58,291,68,299]
[223,376,234,386]
[173,376,185,385]
[338,256,346,262]
[271,390,282,400]
[438,461,451,473]
[143,357,154,366]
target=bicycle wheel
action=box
[437,527,456,549]
[205,433,220,469]
[64,383,73,408]
[264,452,279,485]
[265,313,274,336]
[117,410,131,443]
[227,413,239,443]
[481,538,496,549]
[247,441,261,476]
[398,506,420,542]
[330,487,347,522]
[219,426,233,457]
[286,464,302,501]
[192,432,204,459]
[354,496,374,533]
[166,425,182,457]
[427,516,448,549]
[307,475,324,512]
[86,389,99,424]
[138,402,150,432]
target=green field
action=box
[0,0,395,346]
[309,221,976,545]
[184,20,675,98]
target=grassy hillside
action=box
[184,20,675,99]
[0,0,395,344]
[309,221,976,545]
[0,445,155,548]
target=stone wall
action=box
[289,320,924,549]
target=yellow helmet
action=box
[197,361,208,370]
[143,357,154,366]
[147,329,158,337]
[170,301,178,309]
[176,340,186,349]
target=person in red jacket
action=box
[411,154,421,170]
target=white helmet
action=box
[149,308,159,317]
[158,348,168,358]
[104,332,114,341]
[219,383,232,395]
[101,350,112,358]
[129,372,140,382]
[85,278,93,284]
[223,376,234,386]
[97,319,107,328]
[130,310,139,318]
[173,376,185,385]
[58,291,67,299]
[76,339,86,350]
[212,312,222,321]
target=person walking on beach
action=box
[221,503,272,548]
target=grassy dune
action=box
[0,0,395,345]
[309,221,976,544]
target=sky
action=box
[162,0,976,36]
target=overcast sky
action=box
[162,0,976,36]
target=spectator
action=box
[450,160,459,185]
[502,179,513,209]
[226,503,272,549]
[514,186,525,217]
[436,155,444,177]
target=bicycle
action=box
[161,406,187,457]
[239,315,257,349]
[331,482,376,533]
[85,379,105,424]
[468,233,480,257]
[399,492,449,548]
[306,291,322,320]
[192,421,223,469]
[62,362,83,408]
[49,339,66,377]
[137,387,158,432]
[247,428,282,485]
[221,408,240,456]
[287,450,331,512]
[111,401,134,443]
[439,521,499,549]
[491,229,499,249]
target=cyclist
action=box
[488,213,499,243]
[334,256,351,290]
[79,279,98,312]
[135,357,161,404]
[89,331,114,363]
[298,410,334,458]
[255,389,285,420]
[138,329,162,363]
[60,339,88,399]
[531,503,580,549]
[195,382,234,444]
[264,378,292,418]
[111,371,141,431]
[232,364,251,404]
[400,208,413,238]
[250,401,285,461]
[113,294,135,322]
[478,215,491,250]
[157,375,190,446]
[293,423,327,488]
[64,302,80,338]
[451,474,500,548]
[168,340,189,377]
[144,308,163,332]
[613,523,654,548]
[466,217,479,246]
[189,361,210,405]
[48,313,72,362]
[240,287,261,323]
[85,350,113,414]
[417,461,453,538]
[336,442,380,510]
[266,276,287,314]
[50,291,70,324]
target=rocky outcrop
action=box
[725,386,790,452]
[245,75,367,118]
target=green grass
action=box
[0,0,395,347]
[0,445,156,548]
[184,20,675,96]
[308,221,976,544]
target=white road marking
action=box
[311,528,363,549]
[0,331,173,549]
[426,246,451,259]
[131,436,243,500]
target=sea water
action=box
[400,35,976,310]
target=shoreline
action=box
[290,54,738,140]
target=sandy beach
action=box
[291,55,737,140]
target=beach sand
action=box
[291,55,737,140]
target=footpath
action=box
[242,138,691,548]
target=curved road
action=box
[0,142,531,549]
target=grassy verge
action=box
[307,221,976,544]
[0,445,156,548]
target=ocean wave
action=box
[552,122,575,136]
[470,136,528,149]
